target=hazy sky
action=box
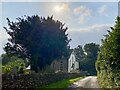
[0,2,118,55]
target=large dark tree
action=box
[84,43,99,59]
[73,43,99,75]
[74,45,85,61]
[4,15,71,72]
[80,43,99,75]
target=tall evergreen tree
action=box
[4,15,71,72]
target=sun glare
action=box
[54,5,62,12]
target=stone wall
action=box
[2,73,83,89]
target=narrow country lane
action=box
[68,76,100,89]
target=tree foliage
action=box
[74,45,85,61]
[1,54,28,65]
[96,16,120,88]
[1,54,10,65]
[74,43,99,75]
[4,15,71,72]
[84,43,99,59]
[2,57,26,74]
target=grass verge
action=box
[37,76,84,89]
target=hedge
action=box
[2,73,83,89]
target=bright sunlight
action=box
[54,5,63,12]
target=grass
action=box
[37,76,84,89]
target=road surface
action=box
[68,76,100,88]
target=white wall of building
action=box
[68,51,79,73]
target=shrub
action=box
[2,73,83,89]
[96,16,120,88]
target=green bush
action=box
[96,16,120,88]
[2,59,26,74]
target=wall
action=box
[2,73,83,89]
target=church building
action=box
[68,51,79,73]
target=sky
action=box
[0,1,118,55]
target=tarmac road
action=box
[68,76,100,89]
